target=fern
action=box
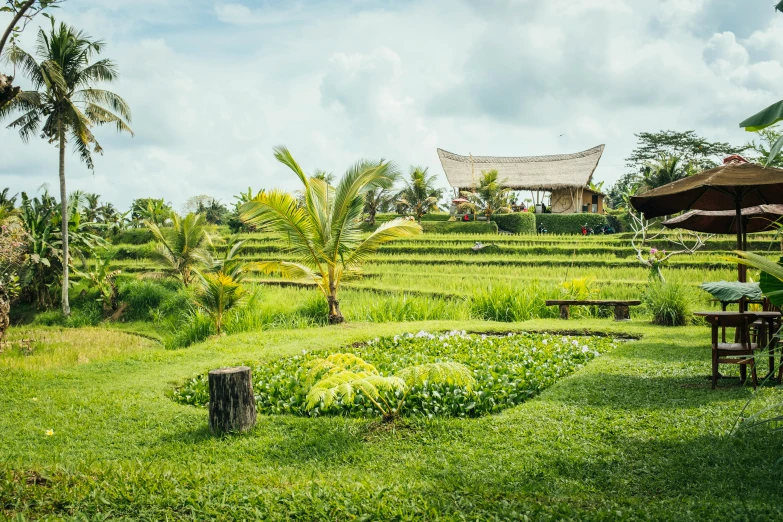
[303,354,474,419]
[396,362,475,391]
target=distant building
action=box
[437,145,606,214]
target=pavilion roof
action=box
[437,145,605,191]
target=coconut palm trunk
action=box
[327,268,343,324]
[58,121,70,315]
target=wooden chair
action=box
[705,313,759,390]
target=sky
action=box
[1,0,782,210]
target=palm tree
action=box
[145,212,210,286]
[192,272,245,334]
[240,146,423,324]
[1,21,133,315]
[396,166,443,223]
[638,155,692,192]
[459,169,512,219]
[83,193,101,222]
[363,170,400,225]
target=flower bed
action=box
[173,331,617,418]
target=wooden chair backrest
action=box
[706,313,758,348]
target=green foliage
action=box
[491,212,535,234]
[192,271,245,333]
[395,166,444,222]
[116,278,187,322]
[699,281,762,303]
[458,170,512,219]
[470,281,604,322]
[643,280,693,326]
[174,331,614,419]
[534,213,608,235]
[131,199,171,227]
[744,126,783,168]
[110,228,154,245]
[625,130,745,172]
[638,154,695,192]
[421,221,498,234]
[145,212,210,286]
[240,146,423,323]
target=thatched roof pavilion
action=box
[437,145,606,213]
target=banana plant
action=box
[730,251,783,306]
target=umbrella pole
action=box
[736,200,746,282]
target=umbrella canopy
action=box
[630,160,783,281]
[630,162,783,218]
[662,205,783,235]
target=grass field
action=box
[3,228,783,520]
[2,320,783,520]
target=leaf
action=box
[699,281,762,302]
[761,258,783,307]
[740,99,783,132]
[767,134,783,167]
[778,0,783,13]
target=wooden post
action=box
[559,304,570,320]
[614,305,630,321]
[208,366,256,435]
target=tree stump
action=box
[208,366,256,435]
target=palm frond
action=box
[396,362,475,390]
[343,218,422,268]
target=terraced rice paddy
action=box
[104,229,780,320]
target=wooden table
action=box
[694,311,781,381]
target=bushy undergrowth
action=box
[173,330,616,417]
[116,278,189,322]
[470,280,607,322]
[643,280,693,326]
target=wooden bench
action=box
[545,300,642,321]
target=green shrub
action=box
[117,279,188,322]
[164,309,215,349]
[32,300,103,327]
[422,221,498,234]
[172,331,617,417]
[535,214,608,235]
[111,229,154,245]
[643,280,693,326]
[491,212,536,234]
[109,242,157,260]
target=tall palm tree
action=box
[363,170,400,225]
[240,146,423,324]
[396,166,443,223]
[146,212,211,287]
[459,169,512,219]
[1,21,133,315]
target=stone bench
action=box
[545,300,642,321]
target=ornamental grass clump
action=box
[643,280,693,326]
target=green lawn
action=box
[2,319,783,520]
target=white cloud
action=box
[0,0,781,209]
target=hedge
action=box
[421,221,499,234]
[491,212,536,234]
[535,214,609,235]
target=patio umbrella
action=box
[661,204,783,249]
[631,159,783,281]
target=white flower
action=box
[572,340,579,346]
[581,346,590,353]
[542,339,548,345]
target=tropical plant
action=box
[16,191,60,308]
[459,169,512,219]
[145,212,210,286]
[240,146,423,324]
[362,170,400,225]
[192,271,245,334]
[131,198,170,227]
[73,253,120,314]
[303,353,474,421]
[396,166,443,223]
[82,192,100,222]
[0,1,66,108]
[0,214,27,338]
[1,20,133,315]
[637,155,693,192]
